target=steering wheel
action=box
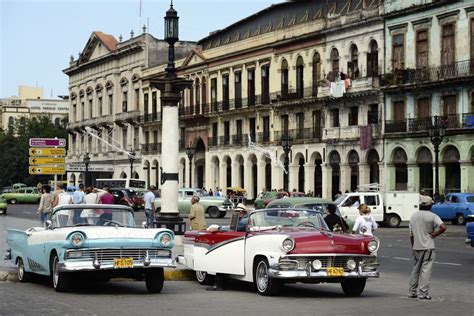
[297,221,317,228]
[102,219,124,227]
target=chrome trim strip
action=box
[268,268,379,279]
[58,258,175,272]
[281,253,375,258]
[205,237,245,255]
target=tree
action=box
[0,116,67,188]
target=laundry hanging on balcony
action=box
[329,79,351,98]
[360,125,373,150]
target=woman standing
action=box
[81,187,99,224]
[36,185,52,225]
[352,204,378,236]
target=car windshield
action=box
[51,207,136,228]
[249,209,329,231]
[334,194,348,205]
[466,196,474,203]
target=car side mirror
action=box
[141,221,147,228]
[45,220,52,230]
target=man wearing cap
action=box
[234,203,249,232]
[419,190,435,210]
[189,196,206,230]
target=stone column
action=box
[272,165,283,191]
[289,165,299,192]
[358,163,370,187]
[340,163,349,193]
[408,163,419,192]
[305,164,315,194]
[244,161,254,199]
[219,162,227,191]
[323,164,331,199]
[460,161,473,193]
[258,160,266,193]
[232,161,240,188]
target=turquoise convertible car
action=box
[4,204,175,293]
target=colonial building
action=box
[64,30,195,185]
[0,85,68,131]
[169,0,385,200]
[382,0,474,195]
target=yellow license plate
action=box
[327,267,344,277]
[114,258,133,269]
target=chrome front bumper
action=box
[3,248,11,261]
[268,267,379,279]
[58,258,175,272]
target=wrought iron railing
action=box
[385,113,471,134]
[140,143,161,155]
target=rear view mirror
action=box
[45,220,52,229]
[141,221,147,228]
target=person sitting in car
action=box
[206,203,249,233]
[324,204,349,233]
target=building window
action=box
[296,112,304,138]
[393,100,405,122]
[368,104,378,124]
[441,23,455,66]
[88,99,93,118]
[330,48,339,81]
[144,93,149,121]
[98,96,103,116]
[195,78,200,108]
[122,91,128,112]
[331,109,339,128]
[153,130,158,147]
[108,94,113,115]
[135,88,139,110]
[97,130,102,153]
[312,111,322,138]
[235,72,242,108]
[202,78,207,105]
[281,115,289,134]
[180,127,185,149]
[247,68,255,106]
[367,40,379,77]
[249,117,256,141]
[281,60,289,96]
[222,74,229,110]
[211,122,218,146]
[81,100,85,121]
[72,104,76,122]
[122,127,128,149]
[133,127,139,150]
[152,91,157,120]
[224,121,230,145]
[392,34,405,70]
[296,57,304,97]
[189,83,194,109]
[262,116,270,142]
[261,65,270,104]
[312,53,321,96]
[348,45,360,79]
[211,78,217,110]
[416,30,429,68]
[417,97,431,118]
[348,107,358,126]
[54,117,61,127]
[236,119,243,144]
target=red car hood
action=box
[277,229,373,255]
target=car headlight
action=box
[158,233,174,247]
[367,239,379,253]
[281,238,295,252]
[312,259,322,270]
[69,232,85,247]
[346,259,357,270]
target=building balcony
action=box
[381,59,474,90]
[256,132,271,144]
[140,143,161,155]
[115,110,140,125]
[137,113,162,125]
[231,134,248,146]
[385,113,474,135]
[218,135,231,147]
[274,128,323,145]
[208,137,218,147]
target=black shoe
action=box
[408,294,417,298]
[418,295,432,300]
[206,284,224,291]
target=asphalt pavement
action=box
[1,203,473,315]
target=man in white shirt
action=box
[143,185,156,228]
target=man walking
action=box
[72,184,86,223]
[189,196,206,230]
[143,185,156,228]
[408,206,447,300]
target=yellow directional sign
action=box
[29,148,66,157]
[29,157,65,165]
[29,166,65,175]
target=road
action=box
[1,204,473,315]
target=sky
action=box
[0,0,281,99]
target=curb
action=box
[0,268,194,283]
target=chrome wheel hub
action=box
[256,262,268,292]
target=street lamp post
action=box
[145,1,192,234]
[185,146,195,188]
[83,152,90,187]
[429,115,446,202]
[281,134,293,192]
[128,149,136,178]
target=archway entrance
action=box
[298,157,305,192]
[226,157,232,188]
[194,138,206,189]
[393,148,408,190]
[329,151,341,198]
[443,146,460,193]
[265,158,272,191]
[417,147,433,195]
[314,154,323,197]
[367,149,380,184]
[348,150,359,192]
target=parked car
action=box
[432,193,474,225]
[178,208,379,296]
[154,188,234,218]
[254,191,305,209]
[4,204,175,293]
[0,197,7,215]
[266,197,354,230]
[111,188,145,211]
[1,187,41,204]
[335,191,419,228]
[466,221,474,247]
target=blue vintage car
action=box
[466,222,474,247]
[4,204,175,293]
[431,193,474,225]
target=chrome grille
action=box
[66,248,171,261]
[288,256,370,270]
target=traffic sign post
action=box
[29,148,66,157]
[29,157,65,165]
[29,138,66,148]
[29,166,66,175]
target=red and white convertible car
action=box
[178,208,379,296]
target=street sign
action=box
[29,166,66,175]
[29,138,66,148]
[29,157,65,165]
[29,148,66,157]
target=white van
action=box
[335,191,419,228]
